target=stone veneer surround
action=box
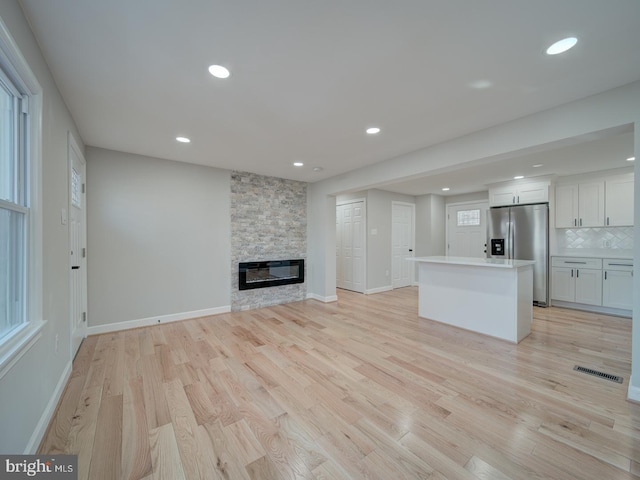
[230,171,307,311]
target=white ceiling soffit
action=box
[19,0,640,186]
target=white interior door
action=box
[447,202,488,258]
[69,133,87,358]
[392,202,415,288]
[336,201,365,293]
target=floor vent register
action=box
[573,365,623,384]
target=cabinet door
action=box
[602,270,633,309]
[578,182,605,227]
[574,268,602,306]
[551,267,575,302]
[489,186,516,207]
[555,184,578,228]
[605,175,634,226]
[517,182,548,204]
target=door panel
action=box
[336,201,365,293]
[69,134,87,358]
[392,203,414,288]
[447,202,487,258]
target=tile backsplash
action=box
[557,227,634,250]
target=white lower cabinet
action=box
[573,268,602,306]
[551,256,632,314]
[551,264,602,306]
[602,259,634,310]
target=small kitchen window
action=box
[457,209,481,226]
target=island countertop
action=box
[409,256,536,269]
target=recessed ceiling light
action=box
[208,64,230,78]
[176,136,191,143]
[441,187,450,191]
[627,156,635,162]
[366,127,381,135]
[469,80,493,90]
[293,162,304,167]
[546,37,578,55]
[532,164,543,168]
[514,175,524,180]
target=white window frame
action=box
[0,16,44,378]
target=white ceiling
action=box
[19,0,640,189]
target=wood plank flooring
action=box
[39,287,640,479]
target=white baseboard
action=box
[306,293,338,303]
[87,306,231,335]
[25,360,72,454]
[365,286,393,295]
[628,376,640,403]
[550,300,632,318]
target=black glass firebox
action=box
[238,259,304,290]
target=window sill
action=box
[0,320,47,380]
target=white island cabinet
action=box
[410,256,535,343]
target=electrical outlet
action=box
[54,334,59,354]
[604,240,612,248]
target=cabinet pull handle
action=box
[517,195,520,204]
[608,263,632,267]
[574,218,577,227]
[606,217,610,226]
[576,269,579,278]
[605,271,607,280]
[564,261,587,264]
[571,269,574,278]
[512,196,515,204]
[579,218,582,227]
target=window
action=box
[457,209,481,226]
[0,16,43,370]
[0,66,27,341]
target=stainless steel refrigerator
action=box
[486,203,549,306]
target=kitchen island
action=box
[409,256,535,343]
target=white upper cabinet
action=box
[555,181,605,228]
[555,184,579,228]
[489,181,549,207]
[555,172,634,228]
[578,181,605,227]
[604,173,634,226]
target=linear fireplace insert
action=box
[238,259,304,290]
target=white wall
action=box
[308,80,640,398]
[415,194,446,258]
[86,147,231,329]
[0,1,84,453]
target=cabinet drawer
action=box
[552,257,602,269]
[603,259,633,271]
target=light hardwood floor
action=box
[39,287,640,479]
